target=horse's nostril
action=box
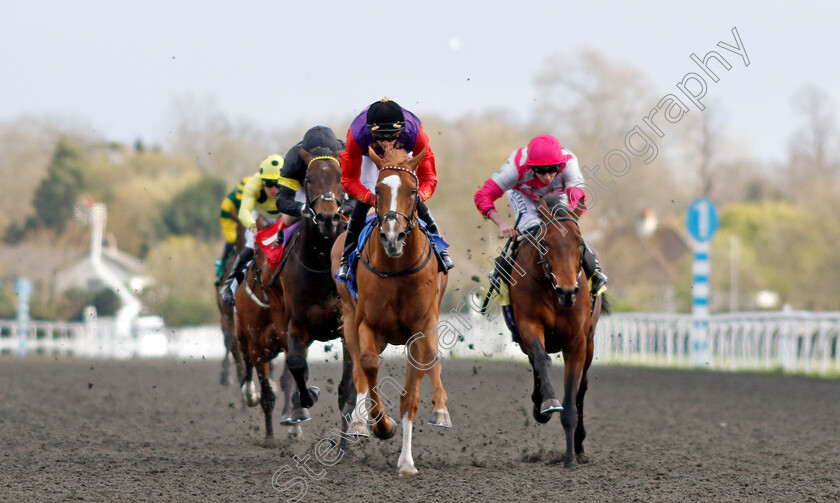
[315,213,325,223]
[332,214,340,223]
[397,232,406,241]
[574,287,579,295]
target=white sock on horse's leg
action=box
[398,412,417,475]
[351,392,370,425]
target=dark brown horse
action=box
[331,146,450,476]
[280,149,346,414]
[509,193,608,467]
[217,223,246,386]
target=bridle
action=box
[358,165,432,278]
[301,155,347,227]
[374,166,420,238]
[528,217,585,297]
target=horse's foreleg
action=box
[256,359,276,438]
[521,324,562,420]
[575,332,595,460]
[286,326,318,409]
[358,321,395,440]
[561,341,586,467]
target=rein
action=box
[245,262,271,309]
[359,230,433,278]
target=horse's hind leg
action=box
[575,334,595,461]
[358,322,396,441]
[220,349,231,386]
[575,370,589,461]
[338,343,359,437]
[560,342,586,468]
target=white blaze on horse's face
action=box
[380,174,406,256]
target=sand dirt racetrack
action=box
[1,357,839,502]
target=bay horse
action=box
[331,145,450,476]
[280,148,346,414]
[509,193,609,467]
[217,223,246,386]
[233,220,304,440]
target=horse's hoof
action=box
[372,416,397,440]
[539,398,563,415]
[292,386,321,409]
[346,421,370,438]
[285,424,304,441]
[427,410,453,428]
[241,382,261,408]
[532,404,552,424]
[577,453,590,464]
[565,458,580,469]
[219,373,231,386]
[279,414,296,425]
[289,407,312,424]
[399,465,418,476]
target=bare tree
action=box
[789,84,839,179]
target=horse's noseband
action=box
[376,166,420,237]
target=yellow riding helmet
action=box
[259,154,284,180]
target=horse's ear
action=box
[368,146,384,170]
[299,147,313,166]
[407,147,427,172]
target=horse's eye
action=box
[540,239,549,247]
[304,177,311,184]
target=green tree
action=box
[29,138,86,233]
[159,174,226,239]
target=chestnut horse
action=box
[509,194,609,467]
[280,149,346,413]
[331,146,450,476]
[233,223,304,440]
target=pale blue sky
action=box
[2,1,838,163]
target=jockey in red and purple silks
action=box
[336,97,453,280]
[474,134,608,296]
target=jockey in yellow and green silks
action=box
[218,154,298,305]
[215,176,250,284]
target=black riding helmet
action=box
[366,98,405,138]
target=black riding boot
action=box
[219,247,254,305]
[215,242,235,286]
[336,201,371,280]
[581,239,608,296]
[417,202,454,270]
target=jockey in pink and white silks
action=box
[474,134,608,296]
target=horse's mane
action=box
[542,193,574,219]
[379,146,411,167]
[308,145,339,158]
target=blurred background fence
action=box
[2,310,839,376]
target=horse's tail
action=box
[599,293,613,316]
